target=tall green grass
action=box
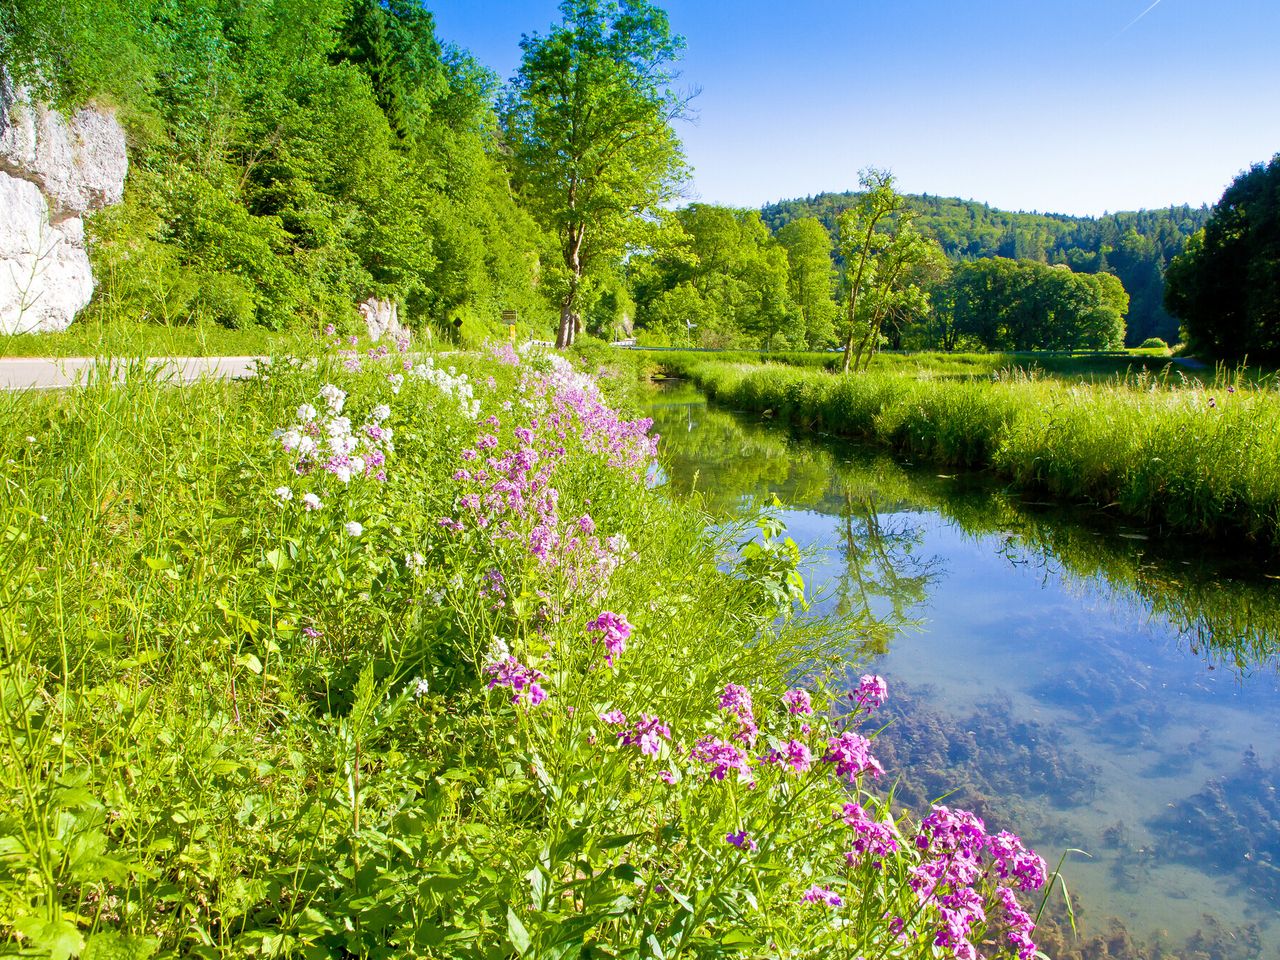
[663,356,1280,548]
[0,344,1057,958]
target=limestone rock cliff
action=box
[0,76,128,334]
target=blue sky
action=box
[428,1,1280,217]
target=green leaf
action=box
[264,548,291,572]
[527,865,547,911]
[83,931,159,960]
[14,916,85,960]
[506,908,531,956]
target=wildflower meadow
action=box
[0,339,1052,958]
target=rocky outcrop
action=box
[358,296,409,343]
[0,75,128,334]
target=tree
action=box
[940,258,1127,351]
[837,169,909,372]
[502,0,689,348]
[1165,154,1280,362]
[777,217,838,348]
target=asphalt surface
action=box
[0,356,264,390]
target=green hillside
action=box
[762,192,1211,346]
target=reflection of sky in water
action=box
[649,387,1280,953]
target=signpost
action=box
[502,309,517,342]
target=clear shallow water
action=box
[647,382,1280,958]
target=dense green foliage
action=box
[502,0,689,348]
[0,341,1065,958]
[1165,154,1280,363]
[629,205,798,349]
[661,355,1280,548]
[938,258,1128,351]
[763,192,1209,347]
[1,0,553,339]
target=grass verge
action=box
[1,340,1053,958]
[661,354,1280,550]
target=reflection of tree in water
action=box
[831,488,943,623]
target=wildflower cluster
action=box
[409,356,481,419]
[273,383,393,492]
[908,806,1048,960]
[484,656,547,707]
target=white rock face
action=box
[0,75,128,334]
[358,296,409,343]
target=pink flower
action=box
[801,885,843,907]
[852,674,888,711]
[783,688,813,715]
[586,611,632,666]
[823,731,883,782]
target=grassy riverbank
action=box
[0,339,1052,958]
[660,354,1280,549]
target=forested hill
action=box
[761,192,1212,345]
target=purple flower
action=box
[484,656,548,707]
[841,803,899,865]
[851,674,888,711]
[801,885,843,907]
[719,683,759,744]
[781,739,812,773]
[619,713,671,757]
[823,731,883,781]
[691,737,752,781]
[586,611,632,666]
[783,688,813,715]
[986,831,1047,891]
[725,830,757,852]
[600,709,627,726]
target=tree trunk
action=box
[558,222,586,349]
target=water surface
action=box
[647,381,1280,958]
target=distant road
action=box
[0,356,263,391]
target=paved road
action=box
[0,356,264,390]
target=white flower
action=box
[350,456,366,475]
[326,417,352,439]
[319,384,346,413]
[405,551,426,572]
[331,464,353,484]
[280,429,302,450]
[411,677,430,698]
[297,403,318,422]
[274,486,293,502]
[302,493,322,511]
[345,521,363,537]
[487,635,511,662]
[372,404,391,422]
[297,435,317,456]
[388,373,404,395]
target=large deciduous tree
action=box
[776,217,838,348]
[837,169,909,373]
[502,0,689,348]
[1164,154,1280,362]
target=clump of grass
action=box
[665,355,1280,548]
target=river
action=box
[646,380,1280,959]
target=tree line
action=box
[761,192,1209,348]
[2,0,1262,363]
